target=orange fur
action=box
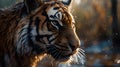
[0,0,83,67]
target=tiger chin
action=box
[0,0,85,67]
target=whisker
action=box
[68,48,85,65]
[76,53,81,59]
[74,54,80,64]
[72,54,78,63]
[77,52,85,64]
[75,53,83,64]
[54,51,60,59]
[69,53,80,64]
[75,54,79,63]
[78,52,84,59]
[78,50,85,57]
[78,48,85,56]
[54,48,61,59]
[57,50,62,60]
[79,48,85,52]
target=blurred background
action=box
[0,0,120,67]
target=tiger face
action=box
[45,4,80,62]
[15,0,84,63]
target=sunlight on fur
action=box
[37,48,85,67]
[33,54,47,67]
[58,48,85,67]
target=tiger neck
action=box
[16,21,45,56]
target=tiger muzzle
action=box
[46,28,80,61]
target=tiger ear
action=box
[24,0,43,13]
[60,0,72,6]
[43,0,72,6]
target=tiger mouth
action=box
[55,54,71,62]
[47,45,73,62]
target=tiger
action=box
[0,0,85,67]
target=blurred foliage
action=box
[71,0,120,66]
[0,0,16,8]
[71,0,119,46]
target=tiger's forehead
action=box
[44,2,75,23]
[31,1,75,24]
[45,2,67,15]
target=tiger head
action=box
[16,0,84,64]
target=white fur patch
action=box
[16,24,32,55]
[47,7,63,27]
[47,7,58,20]
[47,7,63,21]
[60,0,69,3]
[31,27,37,36]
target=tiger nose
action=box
[69,40,80,51]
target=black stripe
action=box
[50,15,54,18]
[55,44,68,49]
[28,16,33,34]
[32,44,45,54]
[35,34,53,44]
[18,28,28,35]
[49,35,57,43]
[27,16,34,46]
[50,20,63,30]
[36,36,46,44]
[53,7,60,10]
[49,11,60,19]
[27,17,45,54]
[41,8,50,30]
[18,33,27,42]
[47,21,52,31]
[35,17,40,35]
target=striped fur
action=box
[0,0,84,67]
